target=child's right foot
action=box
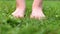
[12,0,25,18]
[12,8,25,18]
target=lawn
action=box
[0,0,60,34]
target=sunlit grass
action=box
[0,1,60,34]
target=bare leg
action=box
[12,0,25,18]
[30,0,45,19]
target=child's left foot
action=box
[30,8,45,20]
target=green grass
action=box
[0,0,60,34]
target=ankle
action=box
[32,7,42,11]
[17,6,26,9]
[32,5,42,9]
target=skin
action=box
[12,0,45,19]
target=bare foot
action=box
[12,8,25,18]
[30,8,45,20]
